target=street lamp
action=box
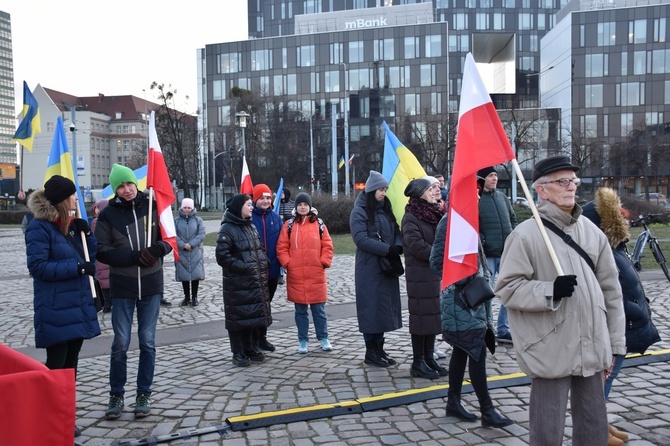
[235,111,250,158]
[340,62,350,196]
[212,151,228,209]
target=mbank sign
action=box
[344,17,387,30]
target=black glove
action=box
[553,275,578,301]
[387,245,401,258]
[394,245,403,255]
[73,218,91,235]
[137,247,159,268]
[78,262,96,276]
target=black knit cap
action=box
[477,166,496,179]
[294,192,312,207]
[44,175,77,205]
[404,178,432,199]
[226,194,251,218]
[532,156,580,182]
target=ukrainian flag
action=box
[102,164,148,199]
[13,81,41,152]
[338,156,345,170]
[381,121,426,226]
[44,116,87,220]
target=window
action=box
[431,92,442,114]
[349,41,364,63]
[493,13,505,30]
[633,51,646,75]
[259,76,270,93]
[519,56,534,72]
[405,37,419,58]
[219,53,240,73]
[621,113,633,137]
[325,70,340,92]
[274,74,284,95]
[251,49,272,71]
[310,72,320,94]
[652,48,670,74]
[519,13,533,30]
[330,43,343,64]
[537,13,545,31]
[405,93,419,115]
[616,82,643,106]
[480,0,491,7]
[629,19,647,44]
[530,34,538,52]
[503,0,515,7]
[213,80,226,100]
[287,74,297,95]
[585,53,608,77]
[448,34,470,52]
[350,68,370,90]
[666,80,670,104]
[304,0,321,13]
[389,66,404,88]
[476,13,489,30]
[375,38,394,61]
[585,84,603,108]
[425,35,441,57]
[597,22,616,46]
[298,45,315,67]
[420,64,436,86]
[653,17,666,43]
[453,13,468,30]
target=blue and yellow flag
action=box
[274,177,284,211]
[44,116,87,221]
[338,156,345,170]
[102,165,148,199]
[13,81,41,152]
[381,121,426,226]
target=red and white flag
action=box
[240,156,253,194]
[442,53,515,289]
[148,111,179,261]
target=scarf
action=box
[405,197,444,227]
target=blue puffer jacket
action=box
[26,190,101,349]
[251,206,282,280]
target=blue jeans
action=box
[487,256,509,337]
[294,303,328,342]
[604,354,625,400]
[109,294,161,396]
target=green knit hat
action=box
[109,163,138,192]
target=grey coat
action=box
[349,192,403,334]
[174,208,206,282]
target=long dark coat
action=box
[349,192,402,334]
[174,208,206,282]
[401,211,441,335]
[215,210,272,331]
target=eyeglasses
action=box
[541,178,581,188]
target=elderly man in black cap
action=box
[495,156,625,446]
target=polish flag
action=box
[148,111,179,262]
[240,156,253,194]
[442,53,515,289]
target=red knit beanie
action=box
[253,184,272,203]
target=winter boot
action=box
[446,391,478,422]
[191,294,198,307]
[180,285,190,307]
[364,341,389,367]
[180,296,190,307]
[377,338,397,365]
[480,398,513,428]
[257,327,276,352]
[410,334,440,379]
[423,335,448,376]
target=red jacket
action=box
[277,215,333,304]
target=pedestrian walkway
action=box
[2,225,669,445]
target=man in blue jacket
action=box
[95,164,173,420]
[251,184,283,352]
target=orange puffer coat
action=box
[277,214,334,304]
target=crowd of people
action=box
[23,155,660,444]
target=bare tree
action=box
[150,83,200,204]
[399,108,455,177]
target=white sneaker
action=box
[435,348,447,359]
[320,339,333,351]
[298,340,308,354]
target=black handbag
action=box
[375,231,404,277]
[461,276,495,309]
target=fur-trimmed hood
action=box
[582,188,630,248]
[27,189,60,223]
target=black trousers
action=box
[45,338,84,376]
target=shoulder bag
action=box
[375,230,404,277]
[461,276,496,309]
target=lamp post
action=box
[340,62,350,197]
[235,111,250,158]
[64,104,83,179]
[212,151,228,209]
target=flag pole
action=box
[511,159,564,276]
[18,146,25,201]
[147,187,154,247]
[75,201,97,298]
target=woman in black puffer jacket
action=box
[216,194,272,367]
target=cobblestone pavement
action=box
[2,224,669,446]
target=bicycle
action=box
[627,213,670,282]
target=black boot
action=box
[480,398,513,428]
[424,335,448,377]
[180,282,190,307]
[446,391,478,421]
[410,334,440,379]
[364,341,389,367]
[257,327,275,352]
[191,295,198,306]
[180,296,190,307]
[377,338,396,366]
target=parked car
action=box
[512,197,531,208]
[637,192,667,207]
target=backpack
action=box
[287,217,325,239]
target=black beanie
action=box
[226,194,251,218]
[294,192,312,207]
[44,175,77,205]
[477,166,496,179]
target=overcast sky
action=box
[0,1,248,114]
